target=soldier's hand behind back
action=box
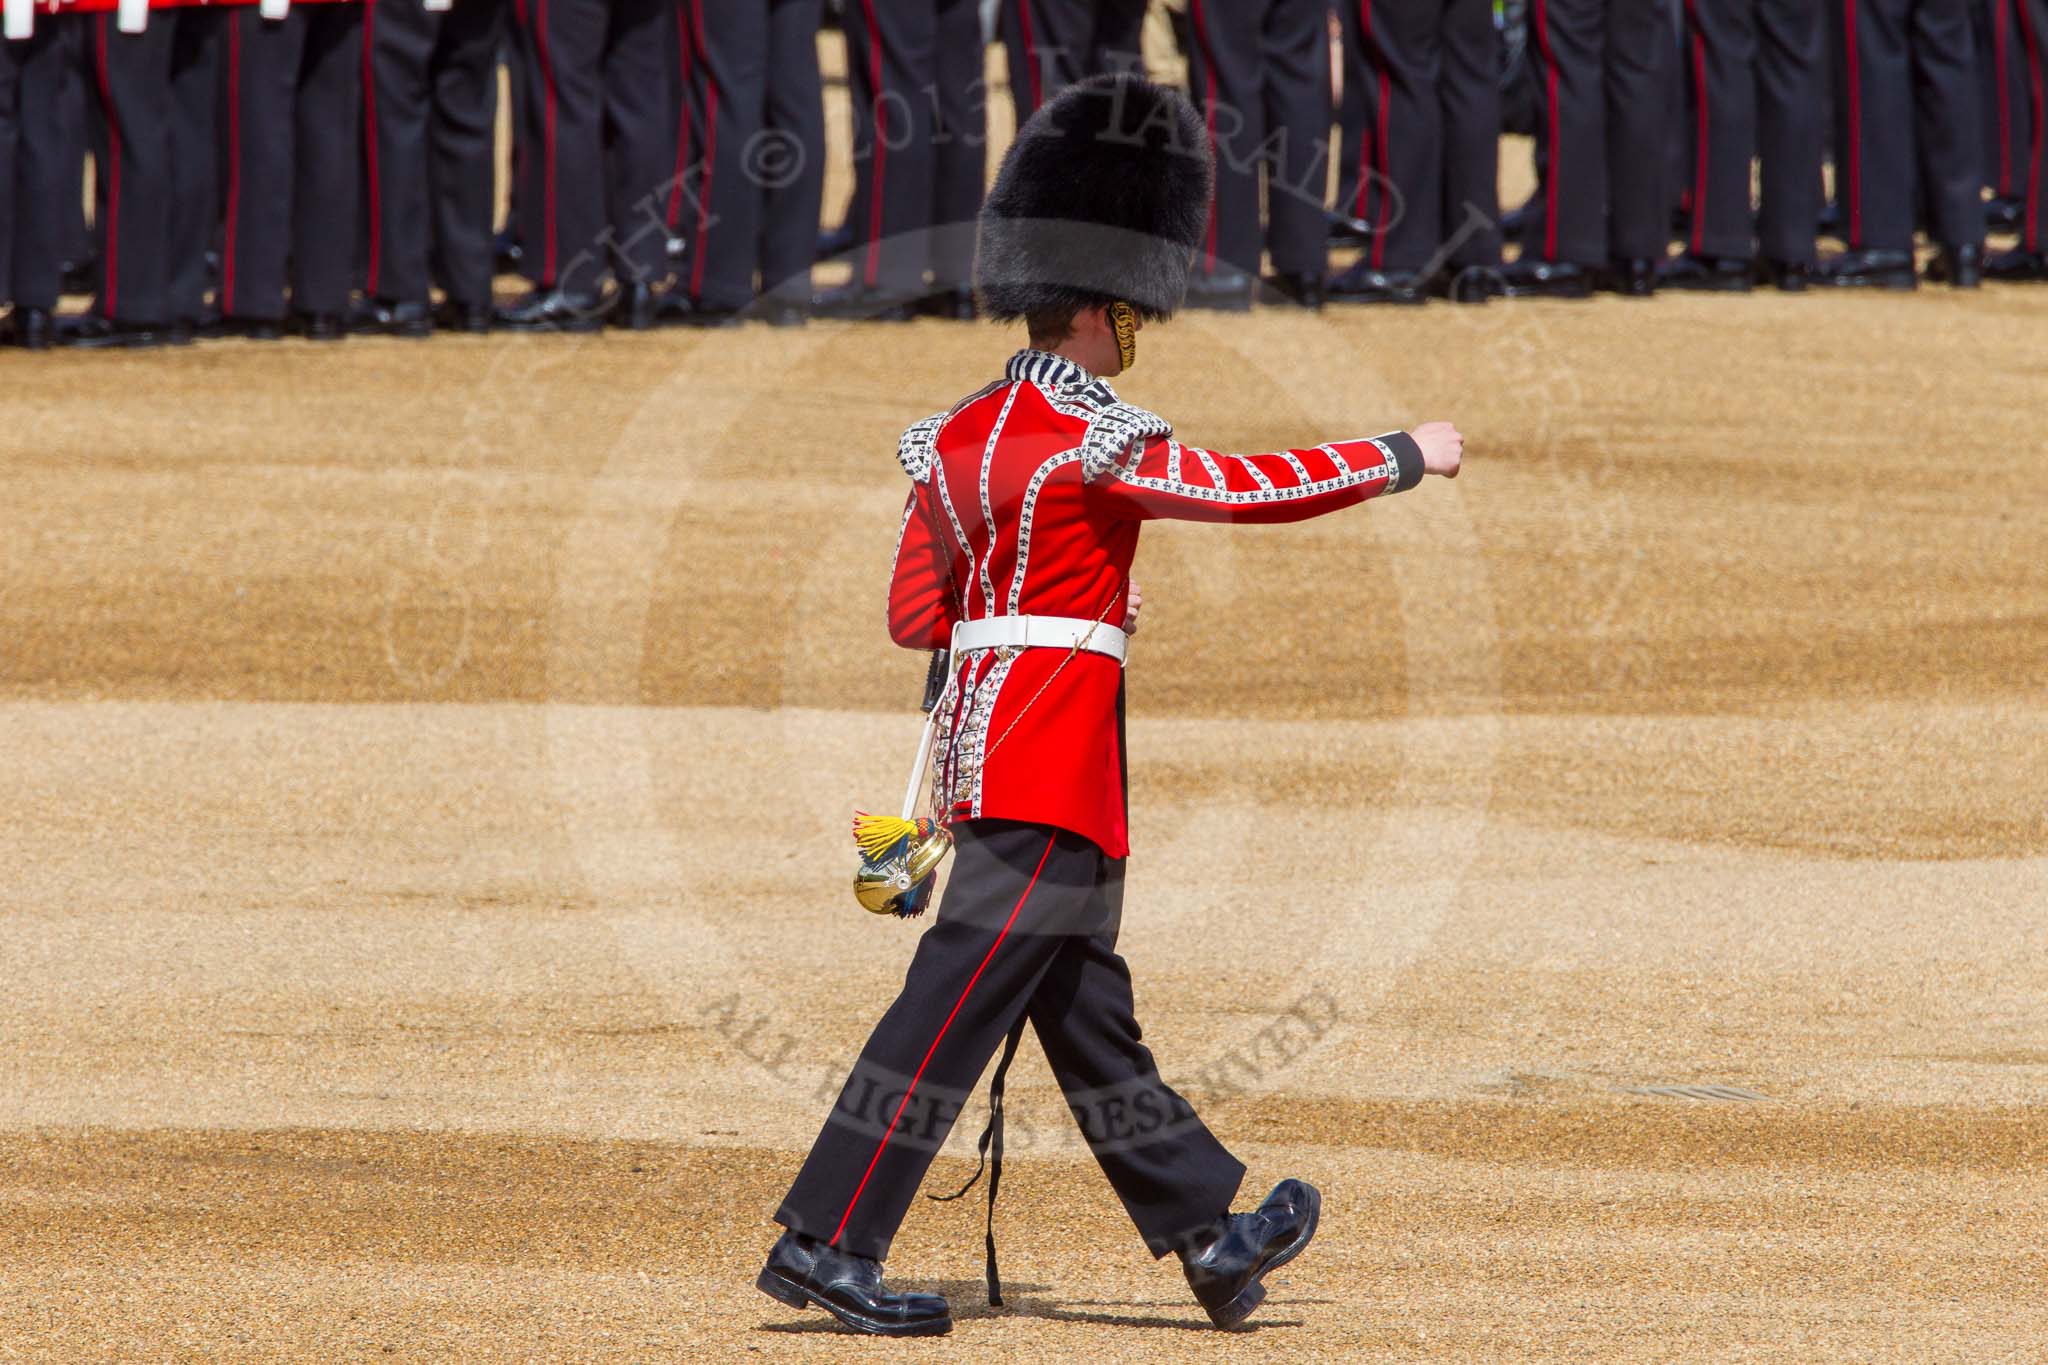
[1414,422,1464,479]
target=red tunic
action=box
[887,349,1424,859]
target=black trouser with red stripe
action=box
[776,819,1246,1263]
[1182,0,1330,281]
[364,0,504,310]
[839,0,985,297]
[2001,0,2048,250]
[1525,0,1674,266]
[1677,0,1824,265]
[510,0,672,298]
[221,4,361,322]
[759,0,826,304]
[1338,0,1503,275]
[670,0,764,311]
[1828,0,1981,252]
[999,0,1148,126]
[1978,0,2033,203]
[76,10,219,327]
[1,21,76,311]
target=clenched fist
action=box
[1122,580,1143,636]
[1413,421,1465,479]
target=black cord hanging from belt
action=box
[926,1013,1028,1306]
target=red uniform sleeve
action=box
[885,485,957,648]
[1085,430,1425,524]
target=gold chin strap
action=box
[1110,301,1138,372]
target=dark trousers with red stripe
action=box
[1527,0,1674,265]
[510,0,673,297]
[364,0,504,309]
[1829,0,1982,251]
[221,5,362,321]
[1978,0,2033,201]
[672,0,764,311]
[2003,0,2048,249]
[1183,0,1331,280]
[840,0,985,297]
[1678,0,1824,265]
[776,820,1246,1263]
[761,0,826,304]
[1339,0,1503,275]
[79,10,219,326]
[999,0,1148,126]
[1,21,76,310]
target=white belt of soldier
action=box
[950,614,1129,665]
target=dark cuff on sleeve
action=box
[1382,431,1426,493]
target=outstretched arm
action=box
[1087,423,1463,524]
[885,486,957,648]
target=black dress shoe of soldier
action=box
[436,300,493,333]
[1986,195,2022,234]
[9,307,54,350]
[60,313,164,349]
[916,287,978,320]
[1325,208,1374,248]
[1177,1178,1322,1329]
[1325,260,1424,305]
[1758,258,1812,292]
[1260,270,1324,309]
[1817,248,1916,289]
[1655,253,1752,292]
[1985,247,2048,281]
[1500,258,1592,299]
[1183,267,1256,311]
[1433,264,1505,304]
[755,1231,952,1337]
[1603,256,1661,296]
[1926,243,1982,288]
[610,280,663,330]
[810,283,919,321]
[354,298,433,337]
[296,311,346,341]
[496,286,606,332]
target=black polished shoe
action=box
[296,311,346,341]
[609,281,663,331]
[353,297,433,338]
[809,283,919,321]
[757,296,808,328]
[1985,247,2048,281]
[678,302,742,328]
[496,286,607,332]
[435,299,494,333]
[8,307,54,350]
[492,231,524,276]
[1325,260,1424,305]
[59,313,164,349]
[756,1231,952,1338]
[1501,199,1541,246]
[1259,271,1324,309]
[1758,258,1812,292]
[1325,209,1375,249]
[1433,264,1505,304]
[1603,257,1662,296]
[1987,195,2022,235]
[1655,253,1752,292]
[1500,258,1592,299]
[916,287,978,320]
[218,315,285,341]
[1926,243,1982,288]
[1177,1179,1321,1329]
[1184,267,1256,312]
[1817,248,1916,289]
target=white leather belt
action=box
[951,614,1129,665]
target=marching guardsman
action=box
[1504,0,1674,297]
[998,0,1147,128]
[757,75,1466,1338]
[219,0,365,339]
[813,0,984,320]
[35,0,220,347]
[1180,0,1330,308]
[1821,0,1982,287]
[1660,0,1825,292]
[1987,0,2048,279]
[1329,0,1505,304]
[661,0,825,326]
[358,0,505,336]
[499,0,671,330]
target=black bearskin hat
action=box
[973,74,1214,324]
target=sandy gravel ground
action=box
[3,271,2046,1362]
